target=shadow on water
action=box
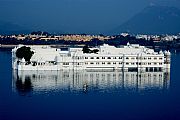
[16,76,33,96]
[13,70,170,95]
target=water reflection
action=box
[15,76,33,94]
[13,70,170,95]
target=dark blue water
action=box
[0,49,180,120]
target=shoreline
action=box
[0,44,85,49]
[0,44,180,52]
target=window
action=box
[85,57,88,59]
[96,57,99,59]
[63,63,69,65]
[102,57,105,59]
[126,63,129,65]
[32,62,37,66]
[159,58,163,60]
[131,57,135,60]
[131,63,135,65]
[113,57,116,59]
[126,57,129,59]
[107,62,111,65]
[90,57,94,59]
[85,62,88,65]
[119,62,122,64]
[159,63,162,65]
[107,57,111,59]
[96,62,99,65]
[119,57,122,59]
[154,57,157,60]
[148,63,151,65]
[148,57,151,60]
[102,62,105,64]
[154,63,157,65]
[90,62,94,64]
[113,62,116,64]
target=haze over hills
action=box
[111,6,180,35]
[0,5,180,35]
[0,21,31,35]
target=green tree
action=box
[16,46,34,61]
[82,45,91,53]
[92,49,99,54]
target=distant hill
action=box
[0,21,31,35]
[0,21,66,35]
[111,6,180,35]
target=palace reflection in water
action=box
[12,70,170,95]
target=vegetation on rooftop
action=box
[16,46,34,61]
[82,45,99,53]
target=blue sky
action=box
[0,0,180,34]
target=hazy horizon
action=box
[0,0,180,34]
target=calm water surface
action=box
[0,49,180,120]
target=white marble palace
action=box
[12,43,171,71]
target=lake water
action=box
[0,49,180,120]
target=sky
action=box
[0,0,180,34]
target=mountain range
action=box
[0,5,180,35]
[111,6,180,35]
[0,21,31,35]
